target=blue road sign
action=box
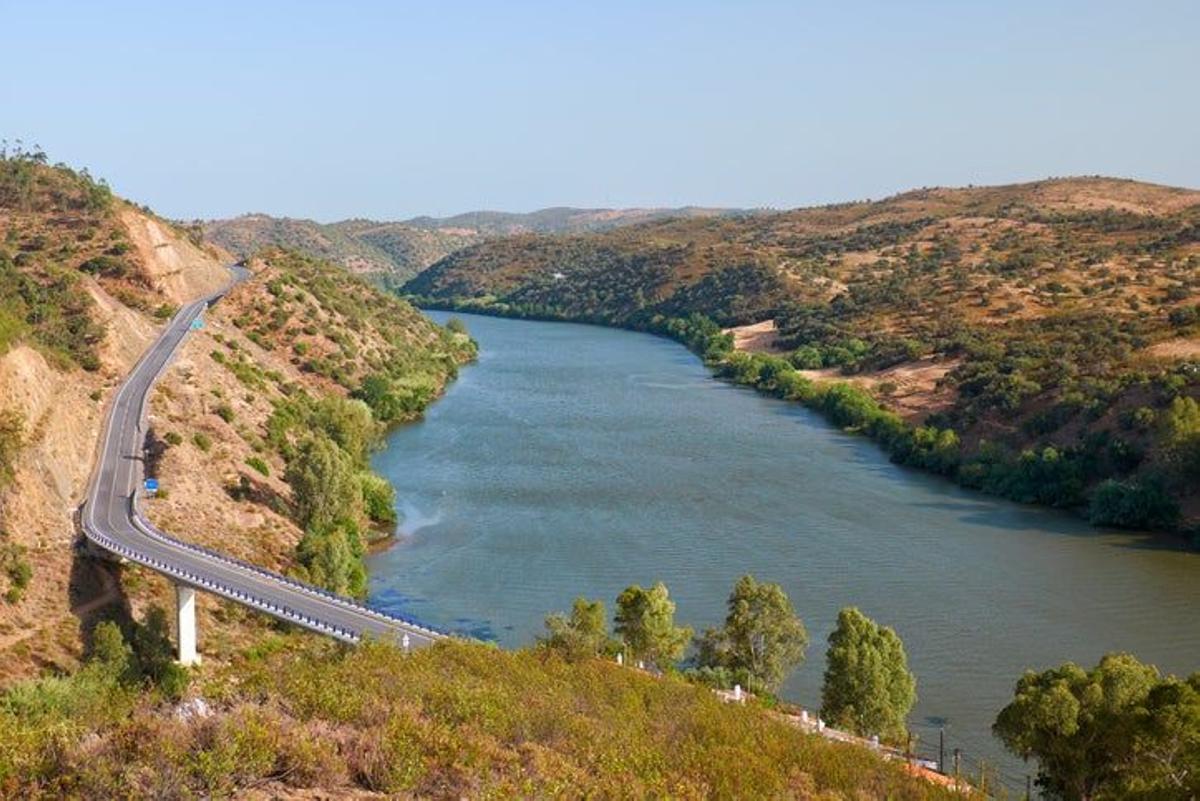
[145,478,159,492]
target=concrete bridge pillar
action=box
[176,583,199,666]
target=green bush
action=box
[192,432,213,452]
[245,456,270,477]
[1089,479,1180,529]
[358,471,396,526]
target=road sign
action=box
[145,478,159,493]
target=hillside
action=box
[202,215,479,289]
[0,636,966,800]
[204,206,742,289]
[405,177,1200,534]
[0,146,232,679]
[0,148,472,682]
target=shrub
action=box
[245,456,270,477]
[192,432,213,452]
[1089,478,1180,529]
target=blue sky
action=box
[2,1,1196,221]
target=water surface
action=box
[370,311,1200,782]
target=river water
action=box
[369,311,1200,782]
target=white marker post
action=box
[402,632,410,654]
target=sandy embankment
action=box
[723,319,959,422]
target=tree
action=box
[313,396,377,466]
[993,653,1160,801]
[1128,673,1200,798]
[614,582,692,669]
[89,619,132,682]
[1161,396,1200,479]
[820,607,916,743]
[296,520,367,598]
[696,575,807,693]
[284,434,361,531]
[540,597,615,661]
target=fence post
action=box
[939,727,945,774]
[953,748,961,788]
[1026,774,1033,801]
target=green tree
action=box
[993,652,1160,801]
[540,597,615,661]
[295,520,367,598]
[1128,673,1200,798]
[614,582,692,669]
[313,396,377,466]
[89,620,132,682]
[358,471,397,526]
[284,434,360,531]
[696,575,807,694]
[820,607,917,743]
[1161,396,1200,479]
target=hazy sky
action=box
[2,1,1197,221]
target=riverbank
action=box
[409,297,1198,545]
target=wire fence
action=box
[904,719,1035,799]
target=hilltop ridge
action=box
[203,205,744,288]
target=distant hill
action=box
[202,214,479,289]
[405,177,1200,533]
[403,205,741,236]
[203,206,742,287]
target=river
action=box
[368,310,1200,785]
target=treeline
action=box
[540,575,918,746]
[542,574,1200,800]
[714,347,1194,534]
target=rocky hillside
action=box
[406,177,1200,534]
[0,146,230,679]
[204,206,741,289]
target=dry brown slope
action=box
[0,178,232,680]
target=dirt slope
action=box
[0,182,232,680]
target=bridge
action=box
[80,269,444,664]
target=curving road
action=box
[81,268,443,651]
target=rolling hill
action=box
[204,206,742,289]
[405,177,1200,534]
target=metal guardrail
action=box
[81,264,446,646]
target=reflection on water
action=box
[369,311,1200,779]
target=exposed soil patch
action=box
[725,319,785,354]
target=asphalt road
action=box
[81,269,443,649]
